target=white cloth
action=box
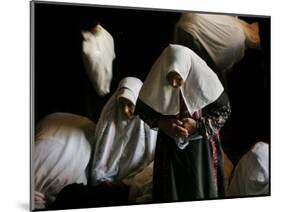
[227,142,269,197]
[175,13,260,72]
[139,44,224,115]
[82,25,115,96]
[33,113,96,209]
[90,77,158,185]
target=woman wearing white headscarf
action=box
[90,77,157,186]
[81,23,115,96]
[135,44,231,202]
[174,13,260,74]
[33,112,96,209]
[227,141,269,197]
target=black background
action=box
[34,2,270,164]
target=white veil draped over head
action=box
[175,13,260,72]
[139,44,224,116]
[227,142,269,196]
[90,77,157,186]
[33,113,95,209]
[82,24,116,96]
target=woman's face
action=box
[119,97,135,119]
[166,71,185,88]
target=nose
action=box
[124,105,130,113]
[172,79,178,88]
[123,105,132,118]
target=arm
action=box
[197,91,231,140]
[135,99,188,137]
[135,99,163,129]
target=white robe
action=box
[82,25,115,96]
[33,113,95,209]
[90,77,157,186]
[227,142,269,197]
[175,13,260,73]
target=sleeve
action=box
[135,99,163,129]
[197,91,231,140]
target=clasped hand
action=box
[158,117,197,138]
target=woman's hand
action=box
[158,118,188,138]
[181,118,197,135]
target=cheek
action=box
[120,105,127,114]
[130,106,135,114]
[177,79,184,87]
[167,77,173,86]
[180,81,184,87]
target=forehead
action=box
[167,71,182,79]
[118,97,134,105]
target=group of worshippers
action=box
[33,12,268,210]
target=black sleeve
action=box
[197,91,231,140]
[134,99,163,129]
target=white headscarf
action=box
[175,13,260,72]
[33,113,95,209]
[139,44,224,115]
[227,142,269,197]
[90,77,157,185]
[82,24,116,96]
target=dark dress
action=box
[135,91,231,202]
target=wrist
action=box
[195,120,201,132]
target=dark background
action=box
[34,2,270,164]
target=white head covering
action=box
[33,113,95,209]
[82,24,116,96]
[117,88,137,105]
[227,142,269,197]
[139,44,224,115]
[90,77,157,185]
[175,13,260,72]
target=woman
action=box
[89,77,157,186]
[135,44,231,202]
[33,112,96,210]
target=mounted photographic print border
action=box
[30,0,270,211]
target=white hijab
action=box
[227,142,269,197]
[33,113,95,209]
[139,44,224,115]
[175,13,260,72]
[90,77,157,185]
[82,24,116,96]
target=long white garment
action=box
[175,13,260,72]
[82,25,116,96]
[90,77,157,185]
[227,142,269,197]
[139,44,224,116]
[33,113,96,209]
